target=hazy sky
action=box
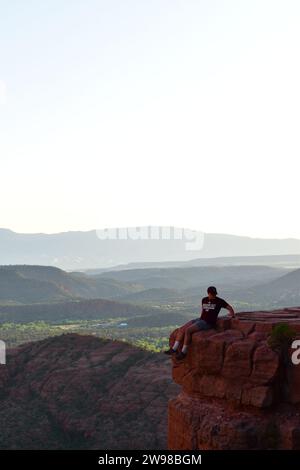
[1,0,299,238]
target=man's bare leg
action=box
[181,323,200,354]
[164,320,195,355]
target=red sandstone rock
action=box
[255,322,278,334]
[251,342,280,385]
[168,391,300,450]
[0,334,180,449]
[248,331,267,342]
[168,308,300,450]
[198,375,226,399]
[231,318,255,336]
[241,385,273,408]
[223,340,255,379]
[286,355,300,404]
[215,317,232,331]
[194,329,243,375]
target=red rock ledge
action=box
[168,308,300,450]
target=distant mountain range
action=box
[0,264,290,306]
[233,267,300,308]
[92,264,300,310]
[2,227,300,270]
[90,253,300,274]
[0,264,299,322]
[0,265,142,304]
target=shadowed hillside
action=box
[0,264,291,309]
[0,265,143,305]
[231,268,300,308]
[0,297,172,324]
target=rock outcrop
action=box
[0,334,179,449]
[168,308,300,450]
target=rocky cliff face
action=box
[168,308,300,450]
[0,334,179,449]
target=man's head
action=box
[207,286,217,299]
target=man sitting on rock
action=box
[164,286,235,360]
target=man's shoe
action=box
[176,351,187,361]
[164,348,177,355]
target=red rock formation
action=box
[168,308,300,450]
[0,334,179,449]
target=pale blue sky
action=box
[1,0,300,237]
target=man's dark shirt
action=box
[200,296,229,326]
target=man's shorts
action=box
[191,318,213,331]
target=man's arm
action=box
[199,297,205,318]
[225,303,235,318]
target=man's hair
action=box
[207,286,218,295]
